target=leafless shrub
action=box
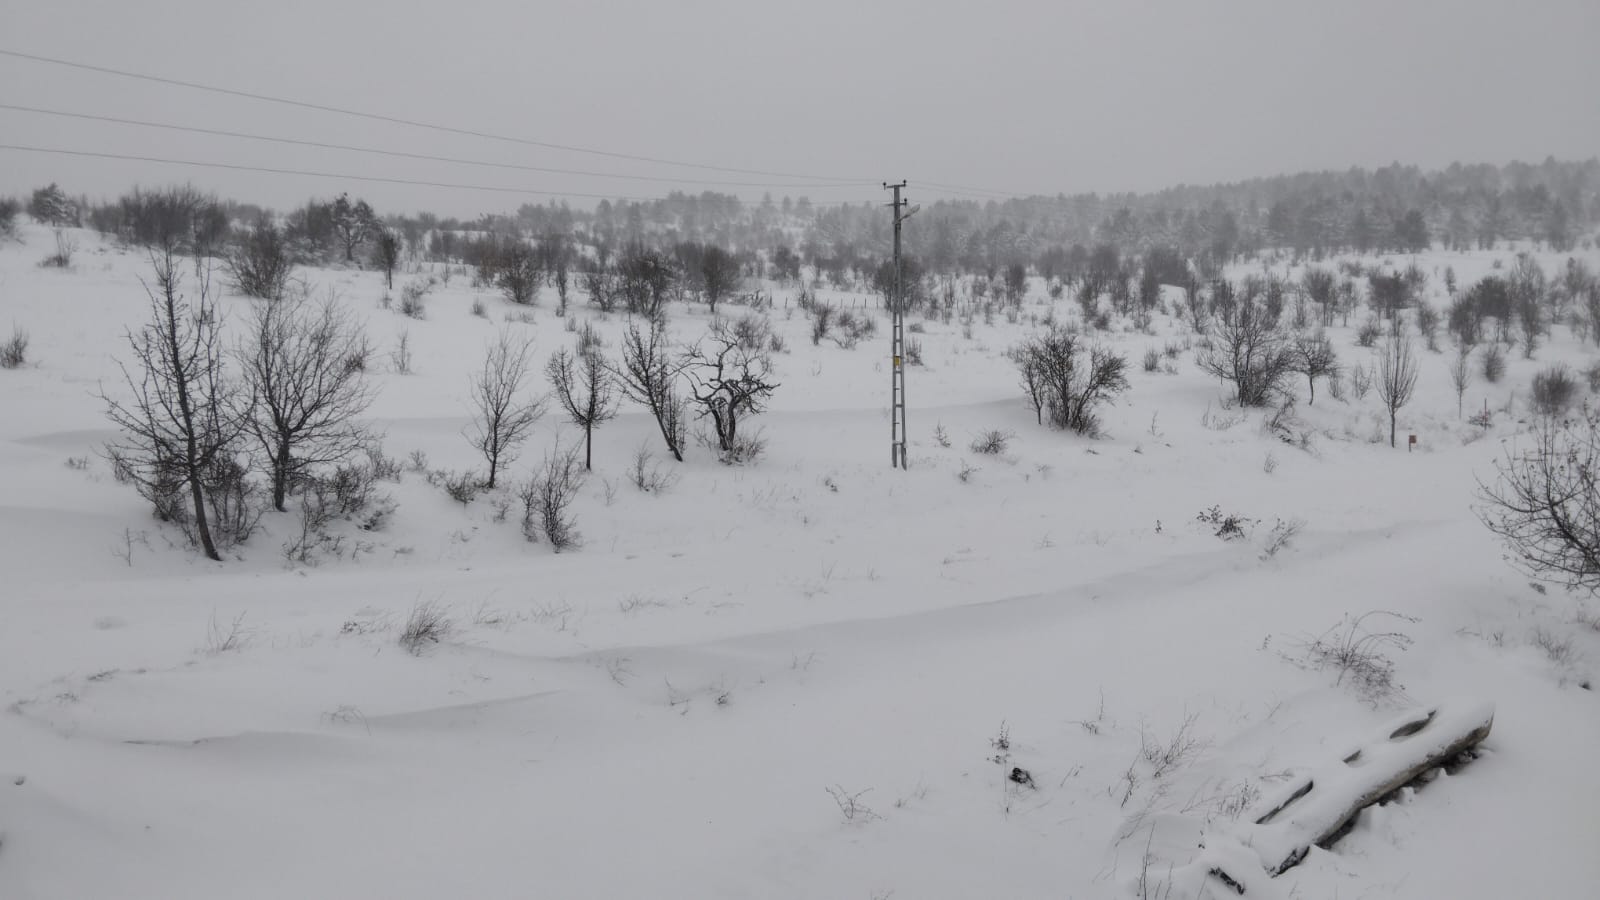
[829,309,876,348]
[226,216,293,300]
[399,280,429,319]
[730,312,772,351]
[1481,342,1506,383]
[1583,361,1600,394]
[399,599,452,655]
[496,241,542,305]
[904,337,924,366]
[470,297,487,318]
[429,469,480,506]
[1260,517,1305,559]
[0,197,18,239]
[204,610,252,655]
[957,460,979,483]
[1013,327,1130,434]
[1356,316,1382,347]
[39,228,75,268]
[1349,362,1373,399]
[1290,611,1417,702]
[1530,627,1576,667]
[933,423,951,448]
[1,325,28,369]
[1530,364,1579,418]
[523,442,586,551]
[970,429,1013,455]
[1199,403,1245,431]
[628,444,678,493]
[1196,505,1253,540]
[1139,712,1208,781]
[390,329,413,375]
[824,785,882,824]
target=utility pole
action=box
[884,180,916,469]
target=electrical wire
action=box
[0,142,872,207]
[0,102,875,190]
[0,47,873,184]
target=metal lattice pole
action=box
[884,181,913,468]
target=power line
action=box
[913,179,1028,199]
[0,102,877,190]
[0,47,873,184]
[0,142,869,207]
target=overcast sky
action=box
[2,0,1597,218]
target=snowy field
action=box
[2,221,1598,899]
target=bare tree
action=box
[1448,343,1472,419]
[1012,343,1047,425]
[497,241,542,305]
[1289,331,1339,405]
[102,251,246,561]
[611,321,686,461]
[1584,283,1600,348]
[226,214,293,300]
[1479,411,1600,593]
[1376,332,1420,448]
[583,266,616,313]
[701,246,740,315]
[522,441,586,550]
[1197,298,1291,407]
[681,320,779,460]
[331,194,376,262]
[373,229,401,290]
[467,330,545,489]
[237,290,376,511]
[553,256,571,317]
[546,345,618,470]
[1509,253,1547,359]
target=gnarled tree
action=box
[681,320,779,461]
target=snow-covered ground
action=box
[1,222,1598,899]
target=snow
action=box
[2,222,1599,899]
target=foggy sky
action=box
[2,0,1597,218]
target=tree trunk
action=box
[272,440,292,512]
[584,421,593,471]
[1390,412,1397,448]
[164,292,221,562]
